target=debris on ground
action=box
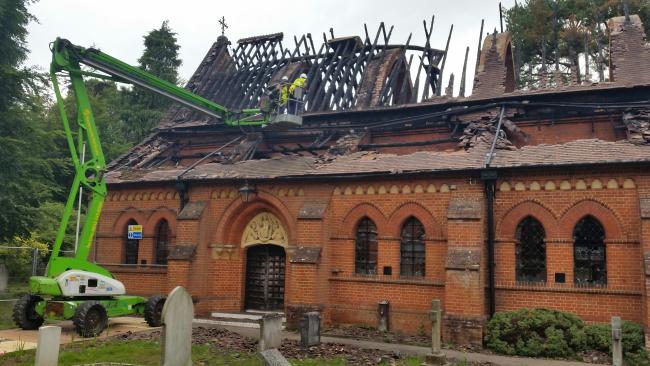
[114,327,496,365]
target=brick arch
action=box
[144,207,178,238]
[338,202,387,237]
[496,200,558,240]
[213,190,295,246]
[112,209,148,235]
[386,201,443,238]
[558,199,623,240]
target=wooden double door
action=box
[245,245,286,310]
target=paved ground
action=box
[0,317,152,354]
[0,317,598,365]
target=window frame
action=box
[124,219,140,265]
[154,219,170,265]
[573,215,607,286]
[515,216,547,283]
[400,217,426,277]
[354,218,378,275]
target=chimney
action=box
[608,14,650,85]
[472,31,516,98]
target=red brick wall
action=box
[96,164,649,343]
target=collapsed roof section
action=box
[107,13,650,183]
[159,18,449,130]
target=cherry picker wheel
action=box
[13,294,45,330]
[144,295,166,327]
[73,300,108,337]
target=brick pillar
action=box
[285,203,327,330]
[286,259,322,329]
[443,196,485,347]
[167,259,191,291]
[639,198,650,348]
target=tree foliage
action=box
[505,0,650,86]
[0,0,181,260]
[121,20,182,143]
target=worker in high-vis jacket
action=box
[279,76,290,113]
[288,73,307,114]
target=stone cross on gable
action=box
[219,16,228,36]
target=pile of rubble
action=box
[458,118,516,150]
[623,108,650,145]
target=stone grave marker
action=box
[423,299,447,366]
[300,311,321,349]
[258,313,283,352]
[259,348,292,366]
[35,325,61,366]
[612,316,622,366]
[161,286,193,366]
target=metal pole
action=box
[74,142,86,254]
[32,248,38,276]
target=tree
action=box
[121,20,182,143]
[505,0,650,87]
[0,0,61,242]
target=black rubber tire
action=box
[144,295,166,327]
[12,294,44,330]
[73,301,108,337]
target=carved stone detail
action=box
[241,212,288,247]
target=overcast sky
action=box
[26,0,515,96]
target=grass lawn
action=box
[0,339,427,366]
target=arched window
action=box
[573,216,606,285]
[355,218,377,275]
[124,219,139,264]
[515,216,546,283]
[400,217,425,277]
[155,219,170,265]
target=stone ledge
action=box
[100,265,167,274]
[328,276,444,287]
[494,282,642,295]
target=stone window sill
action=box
[99,264,168,274]
[329,275,444,286]
[496,282,640,295]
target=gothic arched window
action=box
[124,219,139,265]
[574,216,606,285]
[155,219,170,265]
[515,216,546,283]
[355,218,378,275]
[400,217,425,277]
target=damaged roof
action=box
[106,139,650,184]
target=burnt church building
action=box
[94,14,650,346]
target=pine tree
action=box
[505,0,650,87]
[121,20,182,143]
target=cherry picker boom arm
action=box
[46,38,272,280]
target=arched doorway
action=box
[245,245,286,310]
[241,212,288,311]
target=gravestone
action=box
[35,325,61,366]
[258,313,283,352]
[423,299,447,366]
[378,300,389,331]
[161,286,193,366]
[612,316,622,366]
[300,311,321,349]
[259,348,292,366]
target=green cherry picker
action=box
[12,38,301,337]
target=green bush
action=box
[485,308,587,357]
[487,308,649,364]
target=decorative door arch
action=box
[242,212,288,310]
